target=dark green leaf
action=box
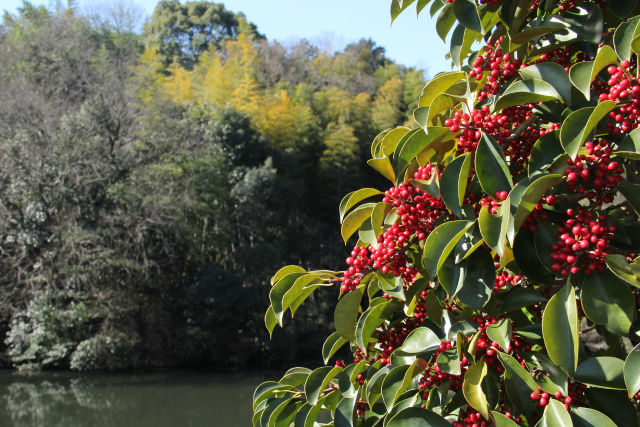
[487,319,512,352]
[335,286,364,341]
[441,153,471,218]
[542,282,579,376]
[394,127,451,181]
[569,61,594,100]
[513,228,555,285]
[386,407,450,427]
[492,410,520,426]
[341,203,376,244]
[575,357,626,390]
[519,63,572,104]
[479,203,509,257]
[498,286,547,313]
[280,367,311,387]
[436,348,461,375]
[270,272,307,324]
[624,343,640,397]
[399,326,442,354]
[356,299,401,351]
[452,0,482,33]
[475,133,513,196]
[441,246,494,310]
[570,407,617,427]
[581,271,634,336]
[323,332,348,365]
[390,0,417,22]
[529,130,566,176]
[560,101,617,159]
[422,220,474,279]
[614,16,640,61]
[335,396,356,427]
[436,3,456,41]
[584,388,640,427]
[512,174,562,234]
[618,181,640,216]
[495,79,564,111]
[539,399,573,427]
[609,0,639,20]
[304,365,343,405]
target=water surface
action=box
[0,370,270,427]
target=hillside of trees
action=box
[0,1,425,370]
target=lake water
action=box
[0,370,272,426]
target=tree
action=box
[255,1,640,426]
[143,0,262,68]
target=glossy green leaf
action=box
[512,174,563,234]
[560,101,617,159]
[519,63,572,104]
[569,61,594,100]
[436,3,456,41]
[390,0,417,22]
[270,272,307,324]
[427,93,466,124]
[614,16,640,61]
[590,45,619,85]
[265,306,277,336]
[452,0,482,33]
[334,396,356,427]
[498,286,547,313]
[462,360,489,420]
[418,71,466,108]
[283,272,332,315]
[533,354,568,395]
[386,407,450,427]
[529,130,566,176]
[439,246,494,310]
[574,357,626,390]
[479,203,509,257]
[366,365,391,405]
[610,0,639,19]
[322,332,348,365]
[585,388,640,427]
[605,254,640,288]
[411,173,440,199]
[475,133,513,196]
[335,286,364,341]
[618,181,640,216]
[394,127,451,181]
[440,153,471,218]
[422,220,474,279]
[436,348,460,375]
[341,203,376,244]
[624,343,640,397]
[381,359,427,411]
[399,326,441,354]
[253,381,294,410]
[304,365,342,406]
[339,188,383,222]
[542,282,579,376]
[368,157,396,183]
[271,265,306,286]
[513,228,555,285]
[581,271,634,336]
[540,399,573,427]
[495,79,563,111]
[492,410,520,426]
[486,319,512,352]
[498,352,538,391]
[570,407,617,427]
[356,299,401,351]
[534,220,557,273]
[280,367,312,387]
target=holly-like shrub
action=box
[253,1,640,425]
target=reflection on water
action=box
[0,370,270,426]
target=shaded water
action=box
[0,370,270,426]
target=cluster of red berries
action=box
[374,319,420,366]
[536,47,589,72]
[453,408,488,427]
[470,37,522,98]
[564,140,623,205]
[479,190,509,215]
[529,381,586,410]
[550,208,615,276]
[341,245,371,292]
[419,340,466,394]
[494,269,521,291]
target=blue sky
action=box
[3,0,452,76]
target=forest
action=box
[0,1,425,371]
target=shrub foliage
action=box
[254,0,640,425]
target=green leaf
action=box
[322,332,348,365]
[386,407,450,427]
[492,410,520,426]
[498,286,547,313]
[335,396,356,427]
[486,319,512,352]
[533,354,568,395]
[356,299,401,351]
[495,79,563,111]
[570,407,617,427]
[381,359,428,412]
[339,188,383,222]
[271,265,306,286]
[341,203,376,244]
[436,3,456,41]
[614,16,640,61]
[574,357,626,390]
[253,381,294,410]
[513,228,555,285]
[512,174,563,233]
[399,326,441,354]
[368,157,396,183]
[590,45,619,85]
[440,153,471,218]
[280,367,312,387]
[452,0,482,33]
[283,272,333,315]
[609,0,639,20]
[335,286,364,341]
[519,63,572,104]
[569,61,594,100]
[479,203,509,257]
[439,246,494,310]
[270,272,307,324]
[529,130,566,176]
[498,352,538,391]
[540,399,573,427]
[462,360,489,420]
[366,365,391,405]
[436,348,461,375]
[618,181,640,216]
[605,254,640,288]
[584,388,640,427]
[411,174,440,199]
[422,220,474,279]
[265,306,277,336]
[394,127,451,181]
[581,271,634,336]
[427,93,466,124]
[304,365,343,405]
[560,101,617,159]
[475,133,513,196]
[542,281,579,376]
[624,343,640,397]
[390,0,417,22]
[418,71,466,108]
